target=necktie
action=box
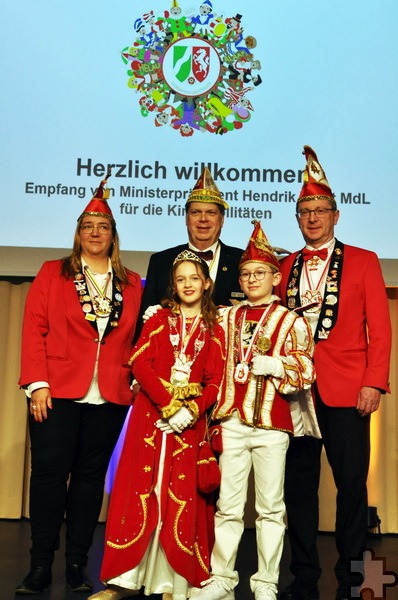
[195,250,213,261]
[302,248,328,261]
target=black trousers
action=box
[28,398,129,569]
[284,395,370,593]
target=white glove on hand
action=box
[142,304,161,323]
[251,355,284,378]
[168,406,194,433]
[155,419,174,434]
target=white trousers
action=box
[210,413,289,593]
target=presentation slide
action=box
[2,0,397,263]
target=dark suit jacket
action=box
[140,240,244,316]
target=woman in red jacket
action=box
[16,175,142,595]
[90,250,225,600]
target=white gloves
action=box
[142,304,161,323]
[168,406,194,433]
[155,407,194,435]
[251,355,284,378]
[155,419,174,434]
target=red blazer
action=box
[19,260,142,405]
[278,243,391,407]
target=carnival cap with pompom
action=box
[239,220,280,271]
[186,167,229,210]
[297,145,336,209]
[79,168,115,224]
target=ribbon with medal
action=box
[285,240,344,341]
[234,305,273,385]
[84,266,112,317]
[169,312,206,388]
[73,268,123,329]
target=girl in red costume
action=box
[89,250,225,600]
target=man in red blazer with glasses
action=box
[277,147,391,600]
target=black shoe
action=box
[65,564,93,593]
[15,567,52,595]
[279,581,320,600]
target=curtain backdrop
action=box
[0,281,397,532]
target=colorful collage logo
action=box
[121,1,262,136]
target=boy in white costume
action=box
[194,221,318,600]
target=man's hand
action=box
[30,388,52,422]
[357,386,381,416]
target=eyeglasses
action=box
[80,224,112,235]
[239,269,274,282]
[188,209,220,218]
[296,208,335,219]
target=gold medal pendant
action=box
[256,336,271,353]
[93,296,112,317]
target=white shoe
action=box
[194,579,234,600]
[254,585,277,600]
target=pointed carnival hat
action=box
[186,167,229,210]
[79,168,115,223]
[298,145,336,208]
[240,220,280,270]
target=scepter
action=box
[252,335,271,426]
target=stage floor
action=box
[2,520,397,599]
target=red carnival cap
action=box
[239,220,280,271]
[79,168,115,223]
[298,145,336,208]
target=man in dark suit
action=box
[140,167,244,315]
[277,147,391,600]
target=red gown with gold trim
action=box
[100,308,225,587]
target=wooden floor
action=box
[2,519,397,599]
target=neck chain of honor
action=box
[84,265,112,317]
[234,303,273,385]
[168,310,206,388]
[301,255,331,315]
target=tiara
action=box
[173,249,204,265]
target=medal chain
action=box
[302,255,331,295]
[238,304,274,365]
